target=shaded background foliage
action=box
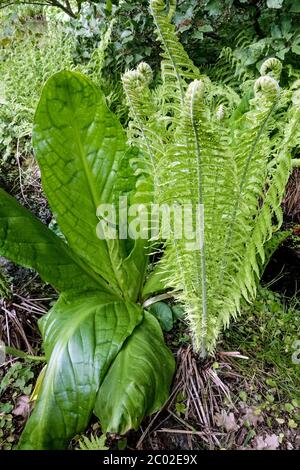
[2,1,300,73]
[60,0,300,76]
[1,0,299,149]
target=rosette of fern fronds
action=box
[123,0,300,356]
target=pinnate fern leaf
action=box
[123,1,299,355]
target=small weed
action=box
[0,361,35,449]
[76,433,108,451]
[175,392,187,417]
[224,288,300,402]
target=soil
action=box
[262,238,300,297]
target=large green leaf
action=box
[18,293,143,449]
[33,71,133,295]
[0,188,108,293]
[94,312,175,434]
[149,301,174,332]
[142,261,166,298]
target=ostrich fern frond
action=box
[123,0,300,356]
[149,0,201,109]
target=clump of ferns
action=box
[122,0,300,357]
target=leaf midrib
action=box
[33,298,124,445]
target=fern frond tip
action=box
[254,75,280,100]
[137,62,153,85]
[260,58,282,81]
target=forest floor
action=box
[0,157,300,451]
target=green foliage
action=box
[2,1,300,83]
[0,361,35,450]
[77,433,108,450]
[0,402,15,450]
[173,1,300,70]
[149,301,173,331]
[0,361,34,397]
[0,1,99,19]
[64,1,158,71]
[0,267,10,299]
[196,0,300,70]
[224,288,300,400]
[0,9,120,167]
[2,1,297,167]
[1,0,300,450]
[123,0,300,356]
[62,2,109,63]
[0,23,75,161]
[148,301,184,331]
[95,312,174,434]
[61,0,300,76]
[175,391,187,417]
[0,71,175,449]
[0,3,44,43]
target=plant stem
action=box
[5,346,46,362]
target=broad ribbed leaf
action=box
[19,293,143,449]
[149,301,174,331]
[94,312,175,434]
[112,146,152,299]
[33,71,130,294]
[0,188,107,293]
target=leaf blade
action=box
[0,188,106,293]
[19,294,143,449]
[94,312,175,434]
[33,71,128,292]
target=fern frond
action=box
[260,58,282,81]
[149,0,202,112]
[77,434,108,451]
[220,76,280,282]
[209,28,257,91]
[235,104,300,306]
[212,46,254,91]
[123,2,298,355]
[122,65,164,202]
[155,80,237,354]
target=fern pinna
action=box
[123,0,300,356]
